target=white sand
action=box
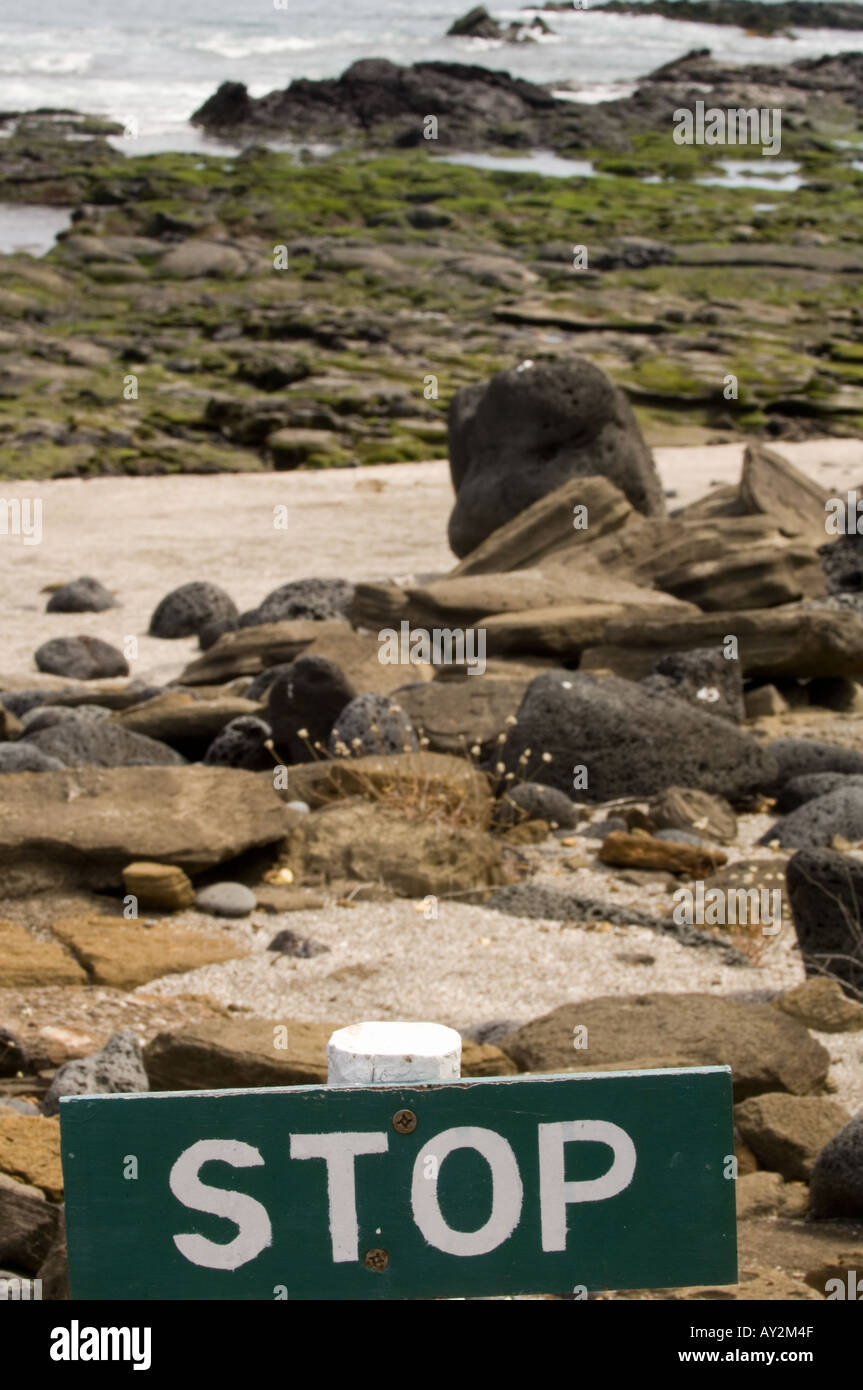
[2,438,862,685]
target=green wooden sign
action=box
[60,1067,737,1300]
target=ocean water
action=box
[0,0,862,143]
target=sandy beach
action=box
[3,438,863,686]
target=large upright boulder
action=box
[446,359,664,558]
[498,669,776,803]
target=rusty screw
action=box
[392,1109,417,1134]
[364,1248,389,1273]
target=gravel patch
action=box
[137,895,806,1029]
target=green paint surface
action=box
[60,1067,737,1300]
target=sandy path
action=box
[1,438,862,685]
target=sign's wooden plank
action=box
[60,1067,737,1300]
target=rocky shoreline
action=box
[2,34,863,1303]
[3,47,863,479]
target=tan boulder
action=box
[283,800,510,898]
[774,977,863,1033]
[500,994,830,1101]
[744,683,790,719]
[734,1093,852,1181]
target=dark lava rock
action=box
[600,0,863,36]
[0,690,54,718]
[149,581,238,639]
[242,578,354,627]
[0,744,66,773]
[204,715,274,771]
[760,786,863,849]
[809,1111,863,1220]
[776,772,863,814]
[447,358,663,557]
[198,616,239,650]
[23,716,185,768]
[21,704,110,733]
[640,646,744,723]
[765,738,863,791]
[192,58,562,149]
[447,6,504,38]
[820,527,863,599]
[46,576,116,613]
[786,847,863,997]
[495,781,581,829]
[42,1031,149,1117]
[35,636,129,680]
[653,827,706,846]
[0,1027,27,1077]
[579,816,629,838]
[446,4,552,41]
[268,654,356,763]
[267,928,330,958]
[244,663,294,702]
[499,670,776,804]
[328,692,418,757]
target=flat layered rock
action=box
[0,920,86,987]
[177,620,343,685]
[0,766,291,894]
[449,475,633,577]
[112,692,262,747]
[353,566,690,638]
[581,608,863,680]
[740,443,835,550]
[52,914,249,990]
[0,1113,63,1201]
[480,597,692,658]
[499,994,831,1100]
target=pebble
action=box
[195,882,257,917]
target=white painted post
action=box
[327,1021,461,1086]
